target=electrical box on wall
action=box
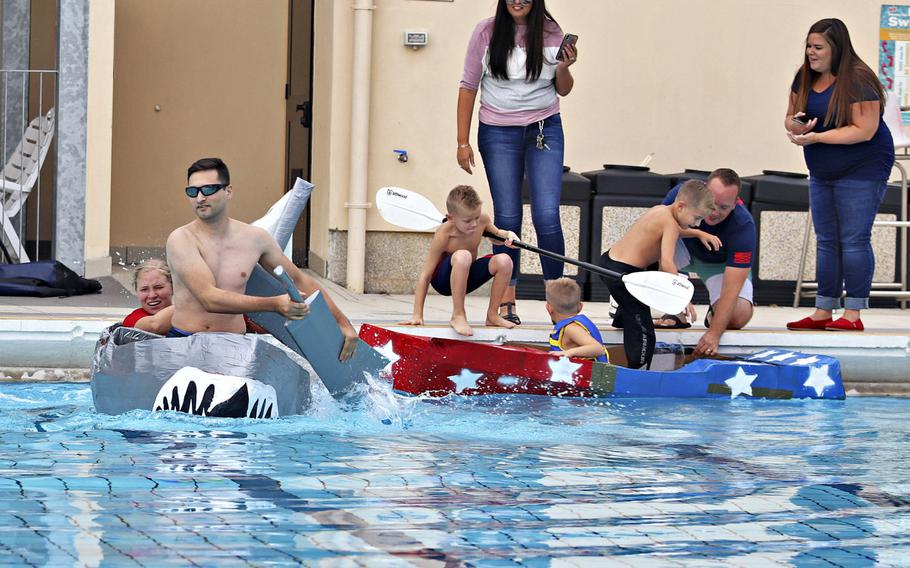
[404,30,428,48]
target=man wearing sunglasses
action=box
[165,157,358,361]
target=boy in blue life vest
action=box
[545,278,609,363]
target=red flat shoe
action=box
[826,317,864,331]
[786,316,833,330]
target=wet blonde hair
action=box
[546,277,582,314]
[674,179,715,213]
[446,185,482,215]
[132,258,172,292]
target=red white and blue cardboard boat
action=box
[359,324,846,400]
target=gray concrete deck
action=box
[1,265,908,394]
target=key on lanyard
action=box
[536,120,550,151]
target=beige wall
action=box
[310,0,908,247]
[84,0,115,276]
[309,0,346,268]
[110,0,288,254]
[104,1,907,283]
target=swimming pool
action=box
[0,381,907,566]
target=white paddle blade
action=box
[375,186,445,232]
[621,271,694,315]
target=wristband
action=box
[457,143,470,149]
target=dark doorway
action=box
[285,0,314,267]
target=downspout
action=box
[345,0,375,293]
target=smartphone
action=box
[556,34,578,62]
[791,114,809,125]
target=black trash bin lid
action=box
[761,169,808,179]
[603,164,650,172]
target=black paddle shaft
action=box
[482,230,622,281]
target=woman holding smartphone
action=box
[785,18,894,332]
[456,0,577,325]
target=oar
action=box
[375,186,694,315]
[273,266,304,302]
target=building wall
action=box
[110,0,288,261]
[308,0,909,292]
[84,0,114,275]
[106,1,907,291]
[317,0,898,232]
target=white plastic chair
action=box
[0,107,55,263]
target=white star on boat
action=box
[547,356,582,384]
[768,352,796,363]
[803,364,834,397]
[374,340,401,376]
[448,368,484,394]
[751,350,778,359]
[725,367,758,398]
[793,355,821,366]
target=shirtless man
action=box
[598,179,715,369]
[166,157,357,360]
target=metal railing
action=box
[793,158,910,307]
[0,69,57,264]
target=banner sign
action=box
[881,4,910,122]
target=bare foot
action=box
[486,314,517,329]
[450,315,474,336]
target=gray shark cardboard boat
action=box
[91,326,310,417]
[90,178,387,417]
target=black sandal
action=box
[499,302,521,325]
[704,306,714,328]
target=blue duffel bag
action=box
[0,260,102,297]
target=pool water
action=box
[0,381,908,567]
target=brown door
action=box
[286,0,314,267]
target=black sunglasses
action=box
[185,183,227,198]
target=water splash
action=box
[338,371,426,429]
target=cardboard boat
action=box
[91,326,311,418]
[359,324,846,400]
[90,179,387,417]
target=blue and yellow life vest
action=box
[549,314,608,363]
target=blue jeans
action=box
[478,113,565,284]
[809,178,887,310]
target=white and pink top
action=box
[460,17,564,127]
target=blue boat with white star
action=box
[359,324,846,400]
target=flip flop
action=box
[499,302,521,325]
[654,314,691,329]
[704,306,714,328]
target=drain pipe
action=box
[345,0,375,293]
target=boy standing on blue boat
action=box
[401,185,518,336]
[599,180,715,369]
[546,278,609,362]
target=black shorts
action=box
[430,253,493,296]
